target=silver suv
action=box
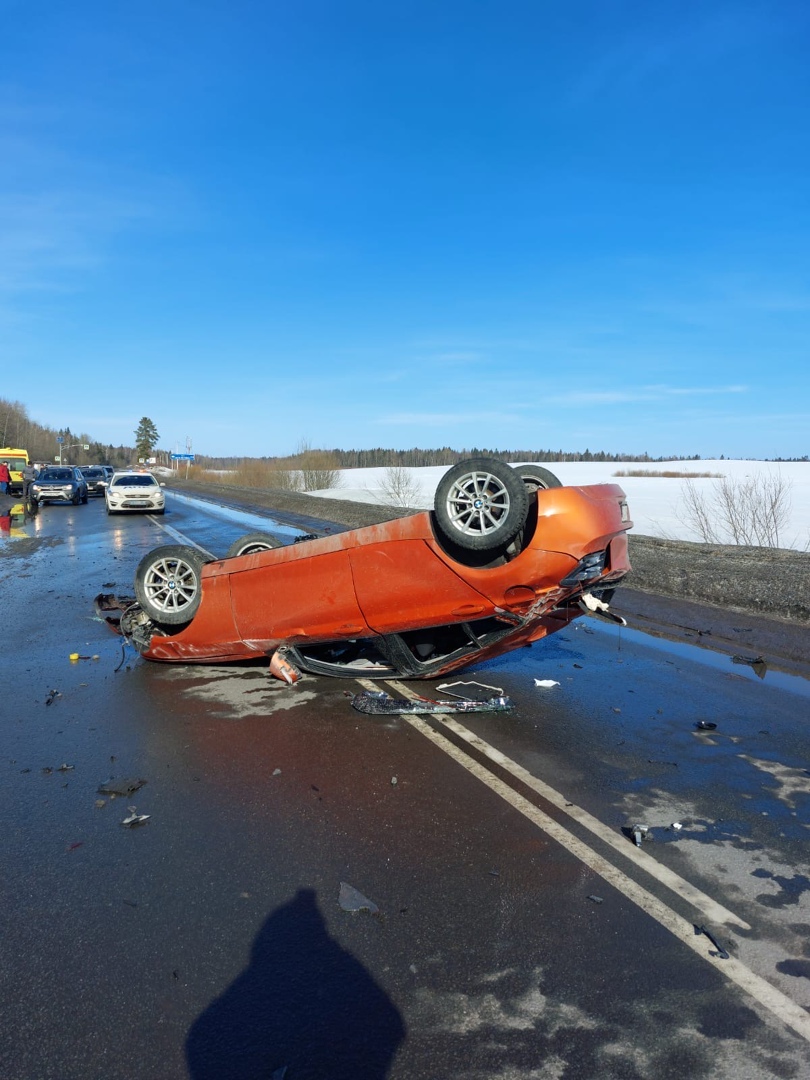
[30,467,89,505]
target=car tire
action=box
[433,457,529,552]
[106,505,115,515]
[134,545,207,626]
[225,532,283,558]
[72,492,80,505]
[81,491,89,504]
[512,464,562,493]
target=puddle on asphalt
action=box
[166,491,303,539]
[0,502,41,542]
[584,620,810,700]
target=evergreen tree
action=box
[134,417,160,460]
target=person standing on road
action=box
[0,461,10,495]
[22,462,38,502]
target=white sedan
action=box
[105,471,166,515]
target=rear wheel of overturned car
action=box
[512,464,562,493]
[225,532,283,558]
[433,457,529,552]
[134,544,207,626]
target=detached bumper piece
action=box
[351,690,514,715]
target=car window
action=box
[82,469,105,478]
[112,475,158,487]
[41,469,74,481]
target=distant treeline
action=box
[0,397,134,467]
[195,447,708,470]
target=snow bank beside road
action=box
[310,460,810,551]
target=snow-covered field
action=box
[311,460,810,551]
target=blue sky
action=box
[2,0,809,459]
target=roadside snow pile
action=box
[308,460,810,550]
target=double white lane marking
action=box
[359,678,810,1044]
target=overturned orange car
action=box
[118,458,632,680]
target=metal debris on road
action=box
[98,777,147,797]
[436,680,505,701]
[694,923,730,960]
[351,690,514,715]
[338,882,380,916]
[631,824,650,847]
[121,806,150,828]
[534,679,560,688]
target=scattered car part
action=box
[351,690,514,714]
[631,824,650,848]
[121,806,150,828]
[578,590,627,625]
[436,680,505,700]
[694,924,730,960]
[534,679,560,688]
[338,882,380,915]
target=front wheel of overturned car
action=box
[433,456,529,552]
[512,464,562,493]
[225,532,282,558]
[134,544,207,626]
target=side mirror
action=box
[159,482,166,487]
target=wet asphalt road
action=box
[1,493,809,1080]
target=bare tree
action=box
[296,439,342,491]
[377,466,421,508]
[679,473,793,548]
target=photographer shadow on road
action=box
[186,887,405,1080]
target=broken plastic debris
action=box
[98,777,147,797]
[671,822,683,831]
[338,882,380,916]
[121,806,150,828]
[269,648,302,684]
[56,763,74,772]
[351,690,513,715]
[631,824,650,848]
[694,924,729,960]
[695,721,717,731]
[44,689,61,706]
[587,895,604,904]
[391,776,398,786]
[69,653,98,661]
[578,592,627,625]
[534,679,560,688]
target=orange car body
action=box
[139,483,631,679]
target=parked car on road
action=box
[113,457,632,681]
[105,471,166,515]
[30,467,88,506]
[80,466,110,496]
